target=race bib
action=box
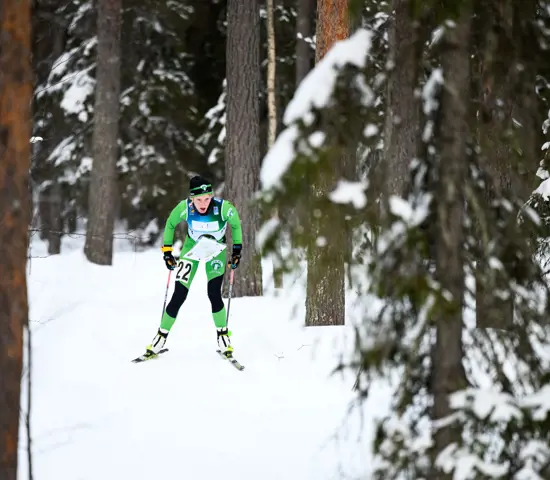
[174,259,193,283]
[183,236,226,262]
[191,220,219,232]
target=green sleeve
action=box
[163,200,188,246]
[222,200,243,245]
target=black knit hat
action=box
[189,175,213,197]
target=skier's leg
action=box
[205,251,232,354]
[147,238,199,354]
[148,281,189,353]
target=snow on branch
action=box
[259,28,374,191]
[428,386,550,479]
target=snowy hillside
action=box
[18,236,390,480]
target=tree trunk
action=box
[84,0,122,265]
[266,0,283,289]
[474,0,538,330]
[225,0,263,297]
[47,182,62,254]
[0,0,32,477]
[314,0,349,61]
[383,0,421,200]
[267,0,277,151]
[305,0,349,326]
[296,0,315,86]
[31,4,67,253]
[431,5,471,477]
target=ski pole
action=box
[161,269,172,320]
[226,268,235,327]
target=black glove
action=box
[162,246,177,270]
[229,244,242,269]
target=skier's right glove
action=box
[161,245,177,270]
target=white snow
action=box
[18,235,389,480]
[260,28,374,191]
[48,137,76,167]
[389,193,431,227]
[255,216,280,251]
[436,443,509,480]
[260,125,300,190]
[201,81,226,165]
[450,388,522,422]
[60,69,95,122]
[363,124,378,137]
[422,68,443,115]
[316,236,327,247]
[328,180,368,209]
[308,131,325,148]
[534,178,550,199]
[283,29,372,126]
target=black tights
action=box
[165,275,225,318]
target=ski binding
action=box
[216,349,245,371]
[132,348,169,363]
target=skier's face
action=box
[193,194,213,213]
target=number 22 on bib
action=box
[174,259,193,283]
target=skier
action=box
[141,175,242,360]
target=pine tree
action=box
[225,0,263,297]
[0,0,32,477]
[305,0,351,326]
[31,0,228,248]
[382,0,420,201]
[84,0,122,265]
[258,0,550,476]
[430,4,471,472]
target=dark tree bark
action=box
[305,0,350,326]
[296,0,315,86]
[0,0,32,477]
[431,4,471,477]
[31,2,67,251]
[47,182,62,254]
[225,0,263,297]
[383,0,421,200]
[84,0,122,265]
[474,0,538,330]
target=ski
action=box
[216,349,245,371]
[131,348,169,363]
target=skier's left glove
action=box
[229,244,242,269]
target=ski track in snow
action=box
[18,236,390,480]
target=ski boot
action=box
[217,327,234,358]
[144,328,169,358]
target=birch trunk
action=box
[267,0,283,288]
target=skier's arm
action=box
[162,200,187,249]
[223,201,243,245]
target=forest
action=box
[3,0,550,478]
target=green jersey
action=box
[163,197,242,246]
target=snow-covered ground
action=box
[18,235,390,480]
